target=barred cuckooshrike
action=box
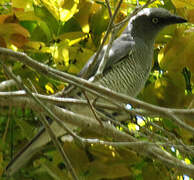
[5,8,187,175]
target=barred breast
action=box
[96,49,152,97]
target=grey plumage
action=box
[5,8,187,176]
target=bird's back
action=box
[96,38,153,97]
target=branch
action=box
[1,90,194,122]
[0,47,193,134]
[1,88,194,177]
[1,62,79,180]
[105,0,112,18]
[0,79,18,91]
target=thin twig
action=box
[82,91,103,126]
[114,0,156,29]
[2,106,12,142]
[40,114,77,179]
[105,0,112,18]
[81,0,123,79]
[147,121,194,154]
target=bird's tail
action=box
[5,121,64,176]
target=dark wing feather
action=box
[79,33,134,79]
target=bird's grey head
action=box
[126,8,187,45]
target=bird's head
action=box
[127,8,187,44]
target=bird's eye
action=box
[152,17,159,24]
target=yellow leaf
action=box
[59,31,88,46]
[39,0,79,22]
[45,83,54,94]
[62,48,69,66]
[171,0,194,9]
[12,0,33,10]
[0,23,30,47]
[0,23,30,38]
[75,0,93,33]
[185,158,191,164]
[67,46,94,74]
[128,123,138,131]
[25,41,45,50]
[50,41,70,70]
[159,27,194,73]
[61,0,79,22]
[15,11,40,21]
[186,9,194,23]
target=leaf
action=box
[67,45,94,74]
[12,0,33,9]
[15,11,40,21]
[187,9,194,23]
[159,27,194,74]
[34,5,59,36]
[45,83,55,94]
[0,23,29,38]
[0,23,29,47]
[0,36,6,47]
[16,119,35,140]
[171,0,194,9]
[59,18,82,34]
[89,5,109,47]
[10,33,29,48]
[25,41,45,50]
[38,0,79,22]
[74,0,93,33]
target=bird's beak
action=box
[168,15,187,24]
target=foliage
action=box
[0,0,194,179]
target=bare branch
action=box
[0,79,18,91]
[0,47,193,134]
[105,0,112,18]
[1,62,79,180]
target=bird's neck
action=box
[124,23,156,48]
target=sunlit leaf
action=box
[171,0,194,9]
[186,9,194,23]
[45,83,55,94]
[0,23,29,47]
[12,0,33,10]
[38,0,79,22]
[34,5,59,36]
[89,5,109,46]
[67,45,94,74]
[74,0,93,33]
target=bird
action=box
[5,7,187,176]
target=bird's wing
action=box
[79,34,134,79]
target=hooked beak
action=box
[167,15,187,24]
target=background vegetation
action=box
[0,0,194,179]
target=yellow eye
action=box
[152,17,159,24]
